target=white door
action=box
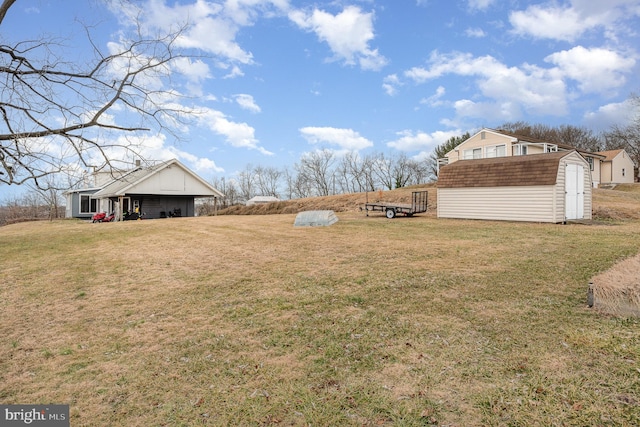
[565,164,584,220]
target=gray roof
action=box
[92,159,223,198]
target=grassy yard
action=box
[1,193,640,426]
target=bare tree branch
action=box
[0,1,196,190]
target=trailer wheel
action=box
[385,208,396,219]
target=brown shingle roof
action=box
[438,151,572,188]
[595,149,623,161]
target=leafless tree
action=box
[282,167,310,199]
[604,94,640,178]
[335,151,376,193]
[0,0,195,190]
[295,149,336,196]
[370,152,393,190]
[237,164,256,202]
[499,122,603,151]
[405,158,430,186]
[254,165,282,198]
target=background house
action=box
[437,151,592,223]
[596,149,635,186]
[66,159,224,220]
[439,128,613,187]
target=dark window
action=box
[80,195,98,214]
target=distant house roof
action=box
[63,187,102,195]
[595,149,625,161]
[246,196,280,205]
[437,151,575,188]
[92,159,223,198]
[448,128,605,160]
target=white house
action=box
[65,159,224,220]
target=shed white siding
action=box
[437,185,559,222]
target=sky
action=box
[2,0,640,193]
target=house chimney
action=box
[135,160,141,168]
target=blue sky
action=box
[2,0,640,191]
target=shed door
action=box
[565,163,584,220]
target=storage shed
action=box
[437,151,592,223]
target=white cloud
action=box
[170,148,225,173]
[199,108,272,155]
[509,5,594,42]
[584,99,638,130]
[172,57,211,83]
[509,1,640,42]
[405,51,568,117]
[387,129,462,152]
[116,0,289,72]
[467,0,495,11]
[289,5,387,71]
[299,127,374,151]
[234,94,261,113]
[420,86,446,107]
[465,27,486,38]
[545,46,635,94]
[382,74,401,96]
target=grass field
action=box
[1,187,640,426]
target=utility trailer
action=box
[364,190,428,218]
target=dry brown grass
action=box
[592,186,640,220]
[1,185,640,426]
[591,254,640,317]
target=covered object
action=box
[437,151,592,223]
[294,210,338,227]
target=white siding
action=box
[127,166,216,196]
[437,185,559,222]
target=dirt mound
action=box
[592,186,640,220]
[590,254,640,317]
[218,185,437,216]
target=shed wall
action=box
[437,185,559,222]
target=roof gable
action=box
[437,151,576,188]
[93,159,223,198]
[596,149,625,161]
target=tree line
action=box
[211,96,640,206]
[211,151,432,207]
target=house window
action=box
[485,144,506,158]
[481,131,486,140]
[80,195,98,214]
[622,168,626,177]
[463,148,482,160]
[514,145,528,156]
[587,157,594,171]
